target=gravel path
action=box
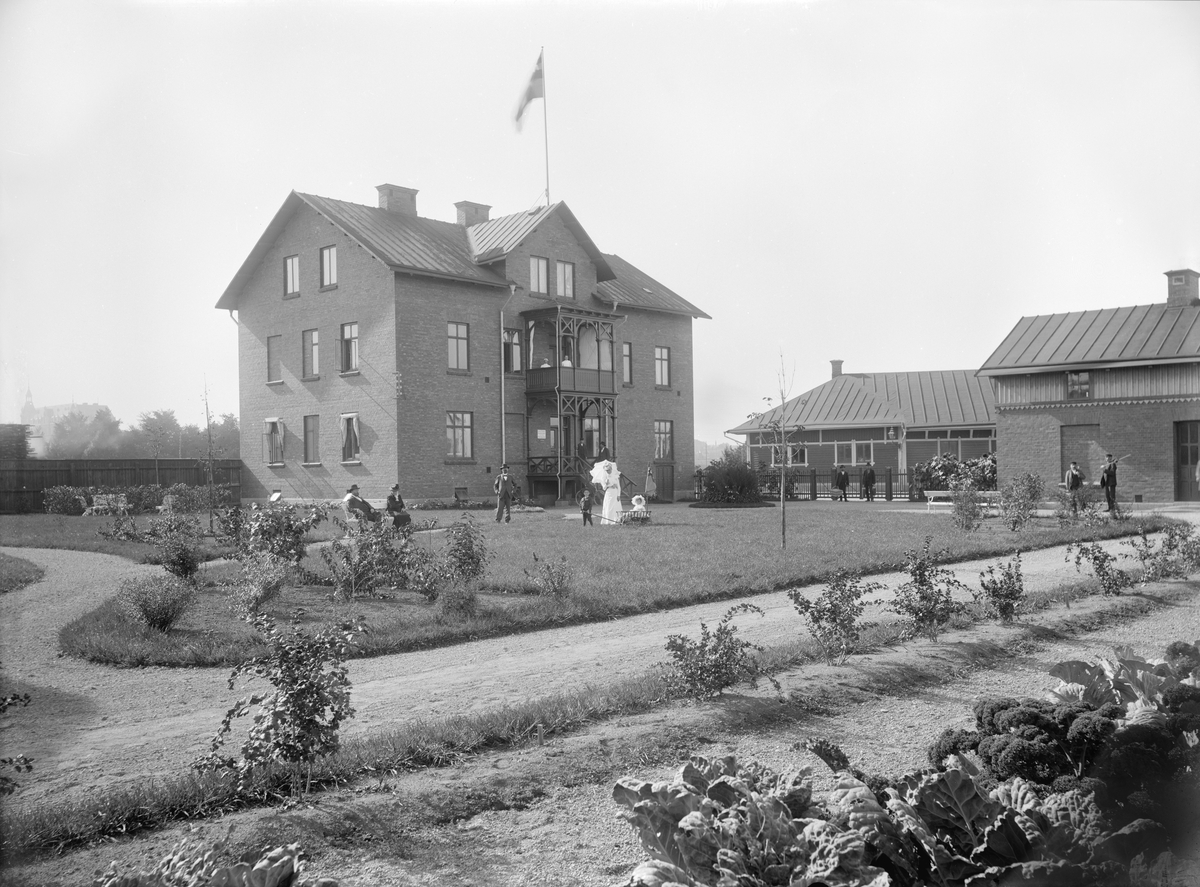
[0,519,1194,817]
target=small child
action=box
[578,488,594,527]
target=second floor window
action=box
[263,418,284,464]
[556,261,574,298]
[303,415,320,463]
[503,328,522,373]
[654,420,673,460]
[302,329,319,378]
[654,346,671,387]
[266,335,282,383]
[1067,371,1091,400]
[340,322,358,372]
[447,411,473,458]
[284,255,299,295]
[321,245,337,287]
[622,342,632,384]
[340,414,360,462]
[448,322,469,371]
[530,256,548,293]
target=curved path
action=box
[1,516,1196,813]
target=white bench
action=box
[83,493,129,516]
[924,490,1000,514]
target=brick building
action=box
[728,360,996,479]
[978,269,1200,502]
[215,185,709,505]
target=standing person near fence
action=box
[860,462,876,502]
[1064,461,1086,516]
[494,464,515,524]
[834,465,849,501]
[1099,454,1118,513]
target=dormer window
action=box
[1066,371,1091,400]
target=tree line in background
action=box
[38,409,240,460]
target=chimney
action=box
[1166,269,1200,307]
[831,359,843,379]
[376,183,418,216]
[455,201,491,227]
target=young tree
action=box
[749,356,799,550]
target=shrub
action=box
[1067,540,1132,595]
[117,574,197,632]
[788,570,883,664]
[162,482,237,514]
[888,536,966,640]
[97,511,144,542]
[523,552,574,598]
[701,449,763,504]
[950,477,983,533]
[229,551,290,618]
[319,518,412,603]
[91,837,334,887]
[42,485,87,515]
[215,504,248,549]
[438,583,479,620]
[975,552,1025,622]
[243,502,327,563]
[662,603,778,699]
[1054,484,1104,526]
[999,472,1043,531]
[444,514,490,583]
[194,615,357,794]
[144,513,203,579]
[913,452,997,494]
[1123,522,1199,584]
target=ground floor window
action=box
[654,420,673,460]
[447,411,473,458]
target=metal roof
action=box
[595,254,712,319]
[468,202,615,281]
[978,304,1200,376]
[727,370,994,434]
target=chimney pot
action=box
[831,359,843,378]
[376,183,419,216]
[454,200,491,227]
[1165,269,1200,307]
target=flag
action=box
[515,51,544,130]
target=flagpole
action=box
[542,46,550,204]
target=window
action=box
[556,261,574,299]
[320,246,337,287]
[448,322,469,371]
[622,342,632,384]
[340,413,360,462]
[654,346,670,387]
[340,322,358,372]
[263,419,284,464]
[302,329,319,378]
[503,328,522,373]
[835,442,852,464]
[529,256,548,294]
[266,335,282,383]
[855,442,872,464]
[654,420,673,460]
[284,255,299,296]
[302,415,320,463]
[447,411,473,458]
[1066,371,1091,400]
[772,444,806,466]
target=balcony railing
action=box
[526,366,616,394]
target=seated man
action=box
[343,484,381,523]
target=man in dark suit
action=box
[494,464,515,523]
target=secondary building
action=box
[216,184,709,505]
[978,269,1200,503]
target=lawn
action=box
[55,503,1176,667]
[0,552,45,594]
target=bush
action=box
[42,485,87,515]
[913,452,997,494]
[144,513,203,579]
[662,604,778,699]
[1123,523,1199,584]
[975,552,1025,622]
[701,449,763,504]
[117,574,197,632]
[888,536,966,640]
[243,502,327,563]
[523,552,573,598]
[1054,484,1105,526]
[438,583,479,620]
[194,615,357,794]
[228,551,290,618]
[950,478,983,533]
[1067,540,1132,595]
[1000,472,1043,531]
[162,482,237,514]
[788,570,883,664]
[444,514,490,583]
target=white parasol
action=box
[590,459,619,489]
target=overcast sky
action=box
[2,0,1198,444]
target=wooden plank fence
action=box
[0,459,241,513]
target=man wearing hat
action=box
[494,464,515,523]
[1099,454,1118,513]
[343,484,380,523]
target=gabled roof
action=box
[595,254,712,319]
[727,370,995,434]
[978,304,1200,376]
[468,202,615,282]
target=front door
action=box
[1176,422,1200,501]
[654,464,674,502]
